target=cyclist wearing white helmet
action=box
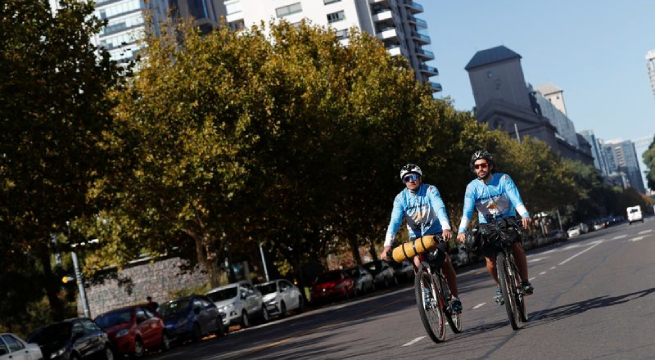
[457,150,533,305]
[381,163,462,313]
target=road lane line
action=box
[631,236,645,242]
[612,235,627,240]
[473,303,485,309]
[559,241,602,265]
[550,267,556,270]
[529,277,536,281]
[638,229,652,235]
[403,336,426,347]
[539,271,547,275]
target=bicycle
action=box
[390,235,462,343]
[482,216,529,330]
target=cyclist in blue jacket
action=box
[456,150,533,305]
[381,164,462,313]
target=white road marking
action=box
[550,267,556,270]
[638,229,652,235]
[562,244,583,250]
[631,236,645,242]
[539,271,547,275]
[528,257,548,263]
[559,241,603,265]
[612,235,627,240]
[403,337,425,347]
[473,303,485,310]
[529,277,536,281]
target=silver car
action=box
[0,333,43,360]
[206,281,269,329]
[346,266,375,295]
[255,279,305,317]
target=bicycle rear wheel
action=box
[414,264,446,343]
[497,252,521,330]
[437,271,462,334]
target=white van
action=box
[627,206,643,225]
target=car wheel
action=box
[241,311,250,328]
[132,338,145,359]
[261,306,270,323]
[297,296,305,313]
[280,301,287,317]
[214,318,226,337]
[161,332,171,351]
[104,346,115,360]
[192,322,202,341]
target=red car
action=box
[95,305,170,358]
[310,270,355,304]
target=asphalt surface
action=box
[149,216,655,360]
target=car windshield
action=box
[27,323,72,344]
[630,209,639,213]
[255,283,277,295]
[207,287,238,302]
[315,272,341,283]
[569,226,579,231]
[95,309,133,329]
[159,298,191,316]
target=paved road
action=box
[150,216,655,360]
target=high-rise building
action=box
[579,130,610,176]
[603,139,646,193]
[646,50,655,100]
[89,0,225,63]
[223,0,441,92]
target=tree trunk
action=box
[37,243,64,321]
[348,236,362,265]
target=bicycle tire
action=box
[414,264,446,343]
[438,272,462,334]
[510,260,529,322]
[497,252,521,330]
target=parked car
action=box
[390,260,414,282]
[255,279,304,317]
[310,270,355,304]
[206,281,269,329]
[592,220,606,231]
[627,205,644,225]
[94,305,169,358]
[159,295,225,343]
[0,333,43,360]
[26,318,112,360]
[345,266,375,295]
[567,225,581,238]
[363,260,397,288]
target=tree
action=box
[0,0,125,320]
[643,136,655,192]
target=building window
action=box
[324,0,341,4]
[188,0,208,19]
[327,10,345,23]
[335,29,348,40]
[276,2,302,18]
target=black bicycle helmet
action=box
[399,163,423,180]
[470,150,494,171]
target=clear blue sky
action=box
[421,0,655,144]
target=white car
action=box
[627,205,644,225]
[0,333,43,360]
[255,279,304,317]
[206,281,269,329]
[567,225,582,238]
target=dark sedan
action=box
[27,317,114,360]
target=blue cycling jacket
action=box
[384,183,451,247]
[457,173,529,233]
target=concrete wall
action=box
[81,257,210,318]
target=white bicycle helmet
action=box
[399,163,423,180]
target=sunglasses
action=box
[403,174,420,183]
[474,163,489,170]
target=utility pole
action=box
[67,221,91,318]
[259,244,270,282]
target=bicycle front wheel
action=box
[497,252,521,330]
[414,264,446,343]
[437,271,462,334]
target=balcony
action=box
[369,0,390,4]
[404,0,424,14]
[429,82,443,93]
[415,47,434,60]
[377,27,398,41]
[407,15,427,28]
[411,31,431,45]
[386,45,402,57]
[372,9,393,22]
[419,64,438,76]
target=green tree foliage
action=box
[0,0,125,321]
[643,136,655,192]
[87,19,442,286]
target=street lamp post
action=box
[67,221,92,318]
[259,244,270,282]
